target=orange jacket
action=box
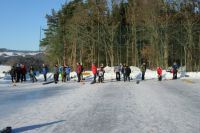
[91,64,97,74]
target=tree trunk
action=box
[163,42,168,69]
[63,39,67,65]
[126,44,129,65]
[73,41,77,70]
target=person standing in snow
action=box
[58,65,63,81]
[121,64,126,81]
[172,62,178,79]
[42,64,48,82]
[114,64,121,81]
[80,63,84,81]
[65,65,71,81]
[98,64,105,83]
[91,63,97,83]
[53,64,59,84]
[124,65,131,82]
[10,65,16,83]
[157,66,162,81]
[140,63,146,80]
[61,65,66,82]
[29,65,37,83]
[21,64,27,82]
[16,64,21,83]
[76,63,82,82]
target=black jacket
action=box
[125,67,131,75]
[10,67,16,76]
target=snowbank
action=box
[0,65,11,78]
[1,66,200,83]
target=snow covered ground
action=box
[0,65,200,133]
[0,79,200,133]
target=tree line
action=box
[40,0,200,71]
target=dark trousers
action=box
[93,74,96,82]
[77,73,81,82]
[158,75,162,81]
[116,72,120,81]
[44,74,47,81]
[173,72,177,79]
[54,73,59,83]
[21,74,26,82]
[16,73,21,82]
[124,74,130,82]
[11,76,16,83]
[98,76,103,82]
[142,72,145,80]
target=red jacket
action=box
[157,67,162,76]
[76,65,82,74]
[21,66,27,74]
[91,64,97,74]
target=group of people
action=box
[113,62,179,82]
[53,64,71,84]
[10,64,27,83]
[156,62,179,81]
[10,64,48,83]
[114,64,132,82]
[91,63,136,83]
[10,61,179,84]
[91,63,105,83]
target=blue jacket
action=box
[172,64,178,70]
[65,67,71,74]
[42,67,48,74]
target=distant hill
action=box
[0,48,39,53]
[0,48,41,57]
[0,48,45,68]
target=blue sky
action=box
[0,0,69,51]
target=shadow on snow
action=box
[12,120,65,133]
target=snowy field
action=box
[0,65,200,133]
[0,79,200,133]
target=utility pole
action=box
[97,3,100,67]
[39,26,42,52]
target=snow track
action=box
[0,80,200,133]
